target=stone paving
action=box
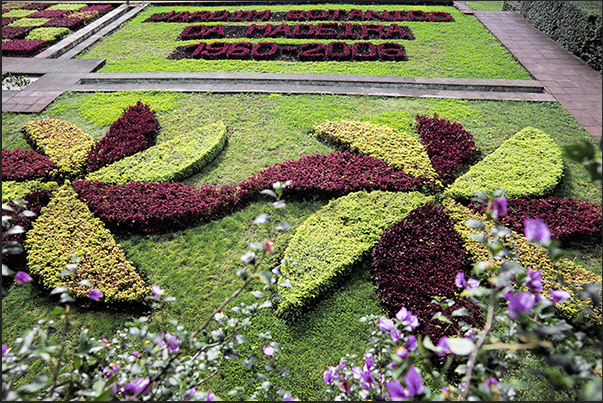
[2,1,601,140]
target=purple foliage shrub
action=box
[469,196,603,243]
[371,203,483,343]
[42,17,83,29]
[2,26,33,39]
[86,101,159,172]
[2,149,57,181]
[415,113,477,185]
[27,10,69,18]
[1,39,48,57]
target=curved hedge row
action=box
[86,101,160,172]
[277,190,433,320]
[24,184,149,303]
[415,113,477,185]
[2,180,58,204]
[312,120,438,180]
[371,203,482,342]
[85,121,227,184]
[2,148,57,181]
[443,127,563,201]
[442,199,602,326]
[468,196,602,243]
[22,119,95,177]
[74,151,439,234]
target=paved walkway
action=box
[2,1,601,140]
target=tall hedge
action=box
[85,121,227,184]
[277,190,432,321]
[25,184,149,303]
[520,1,602,72]
[442,199,602,327]
[313,120,438,180]
[444,127,563,201]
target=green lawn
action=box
[77,4,532,79]
[2,90,601,400]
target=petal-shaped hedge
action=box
[22,119,95,177]
[86,101,160,172]
[2,148,58,181]
[443,199,602,326]
[469,196,602,243]
[24,184,149,303]
[313,120,438,180]
[85,121,227,184]
[443,127,563,200]
[372,203,483,343]
[2,180,58,204]
[277,190,433,320]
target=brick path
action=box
[2,1,601,140]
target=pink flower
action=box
[15,271,32,284]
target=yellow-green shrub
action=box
[444,127,563,201]
[24,183,149,303]
[2,180,58,204]
[442,199,602,326]
[313,120,438,180]
[22,119,95,177]
[277,190,433,320]
[85,121,227,184]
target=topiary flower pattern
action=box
[2,104,601,338]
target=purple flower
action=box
[467,278,479,289]
[405,365,424,396]
[378,317,395,332]
[507,291,536,319]
[122,377,150,396]
[88,289,103,301]
[455,271,466,288]
[263,345,275,358]
[395,306,419,329]
[156,333,181,353]
[360,370,375,390]
[352,366,363,380]
[396,346,410,359]
[284,397,300,401]
[524,218,551,246]
[485,377,498,387]
[100,338,109,346]
[130,351,139,357]
[2,345,8,355]
[464,329,477,339]
[492,196,507,219]
[151,285,164,300]
[525,267,543,292]
[390,328,402,342]
[323,366,337,385]
[405,335,418,351]
[386,379,409,400]
[435,337,451,357]
[364,355,374,371]
[204,390,216,401]
[550,290,571,303]
[184,387,196,401]
[15,271,32,284]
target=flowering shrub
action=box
[313,120,438,180]
[1,26,32,39]
[371,203,483,343]
[86,101,160,172]
[444,127,564,200]
[22,118,96,177]
[1,148,57,181]
[85,121,227,184]
[277,190,432,320]
[24,183,150,303]
[415,113,477,185]
[469,196,602,243]
[1,38,48,56]
[73,180,240,234]
[443,198,602,326]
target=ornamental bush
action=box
[73,180,240,234]
[85,121,226,184]
[1,180,58,204]
[468,196,602,243]
[1,148,58,181]
[46,3,88,11]
[277,190,432,320]
[442,199,602,326]
[313,120,438,180]
[25,27,71,41]
[86,101,160,172]
[25,183,149,303]
[42,17,83,29]
[6,17,49,27]
[22,118,96,177]
[415,113,477,185]
[1,39,48,56]
[26,9,69,18]
[444,127,563,200]
[371,203,483,343]
[1,26,32,39]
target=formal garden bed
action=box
[2,2,602,401]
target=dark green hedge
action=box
[520,1,602,72]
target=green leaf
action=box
[451,307,470,317]
[17,375,47,393]
[466,219,485,230]
[446,337,474,356]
